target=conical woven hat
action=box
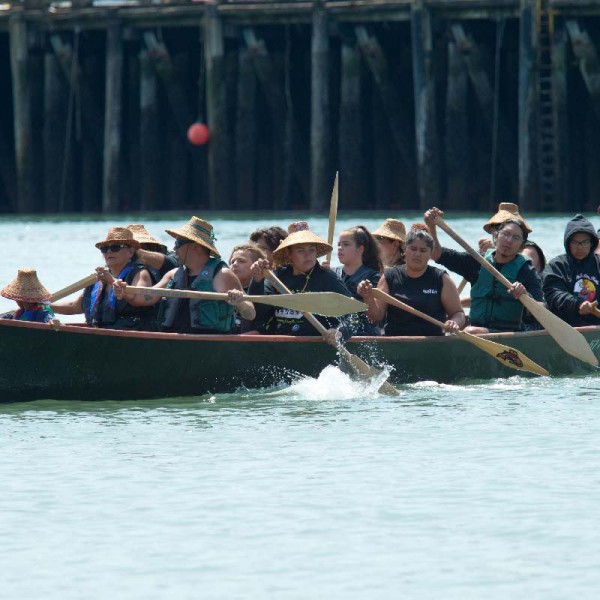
[95,226,140,250]
[1,268,51,303]
[272,222,332,266]
[484,202,532,233]
[127,224,167,252]
[372,219,406,242]
[165,216,220,257]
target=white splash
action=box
[284,364,397,401]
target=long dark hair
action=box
[522,240,546,270]
[341,225,383,272]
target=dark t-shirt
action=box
[248,262,352,335]
[384,265,447,336]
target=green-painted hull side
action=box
[1,320,599,401]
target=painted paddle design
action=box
[436,217,599,367]
[123,285,367,318]
[372,288,548,376]
[265,269,400,396]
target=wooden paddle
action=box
[265,269,400,396]
[436,217,599,367]
[50,274,98,302]
[372,288,548,376]
[325,171,339,264]
[122,285,367,318]
[456,278,468,294]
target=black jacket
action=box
[543,214,600,326]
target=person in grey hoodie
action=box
[543,214,600,326]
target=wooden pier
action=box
[1,0,600,214]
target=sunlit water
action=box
[1,213,599,598]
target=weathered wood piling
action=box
[0,0,599,214]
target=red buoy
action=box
[187,122,210,146]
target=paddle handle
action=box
[372,288,445,331]
[456,278,468,294]
[326,171,339,264]
[265,270,328,335]
[50,274,98,302]
[436,218,514,291]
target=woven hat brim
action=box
[95,239,140,250]
[272,231,333,264]
[165,227,220,257]
[483,210,532,233]
[1,289,51,302]
[372,226,405,243]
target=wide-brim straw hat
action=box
[484,202,532,233]
[165,216,220,257]
[127,224,167,252]
[1,268,51,303]
[372,219,406,243]
[272,222,332,266]
[95,226,140,250]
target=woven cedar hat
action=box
[95,226,140,250]
[483,202,532,234]
[272,222,332,266]
[127,224,167,252]
[165,216,220,257]
[372,219,406,243]
[1,268,51,303]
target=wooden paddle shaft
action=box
[50,274,98,302]
[372,288,445,330]
[437,218,514,290]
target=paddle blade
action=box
[338,347,400,396]
[457,331,549,376]
[520,295,599,366]
[260,292,366,317]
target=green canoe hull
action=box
[1,319,599,401]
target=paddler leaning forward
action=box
[424,207,544,334]
[113,216,255,334]
[248,221,352,346]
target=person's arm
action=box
[136,248,167,271]
[424,207,444,261]
[51,294,84,315]
[516,261,544,303]
[440,273,465,332]
[214,267,256,321]
[357,274,388,324]
[437,248,481,283]
[113,269,176,306]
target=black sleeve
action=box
[542,257,581,320]
[158,252,179,278]
[435,248,481,283]
[517,262,544,301]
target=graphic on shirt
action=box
[574,274,598,303]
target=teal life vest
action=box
[469,250,528,331]
[160,259,235,333]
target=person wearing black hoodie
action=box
[543,214,600,326]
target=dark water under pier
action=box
[0,0,599,215]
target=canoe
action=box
[1,318,599,402]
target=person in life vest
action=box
[424,207,544,333]
[543,214,600,326]
[114,216,255,334]
[1,267,59,327]
[358,225,465,336]
[52,226,157,331]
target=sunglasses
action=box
[174,238,192,249]
[100,244,127,254]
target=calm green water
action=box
[1,214,599,598]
